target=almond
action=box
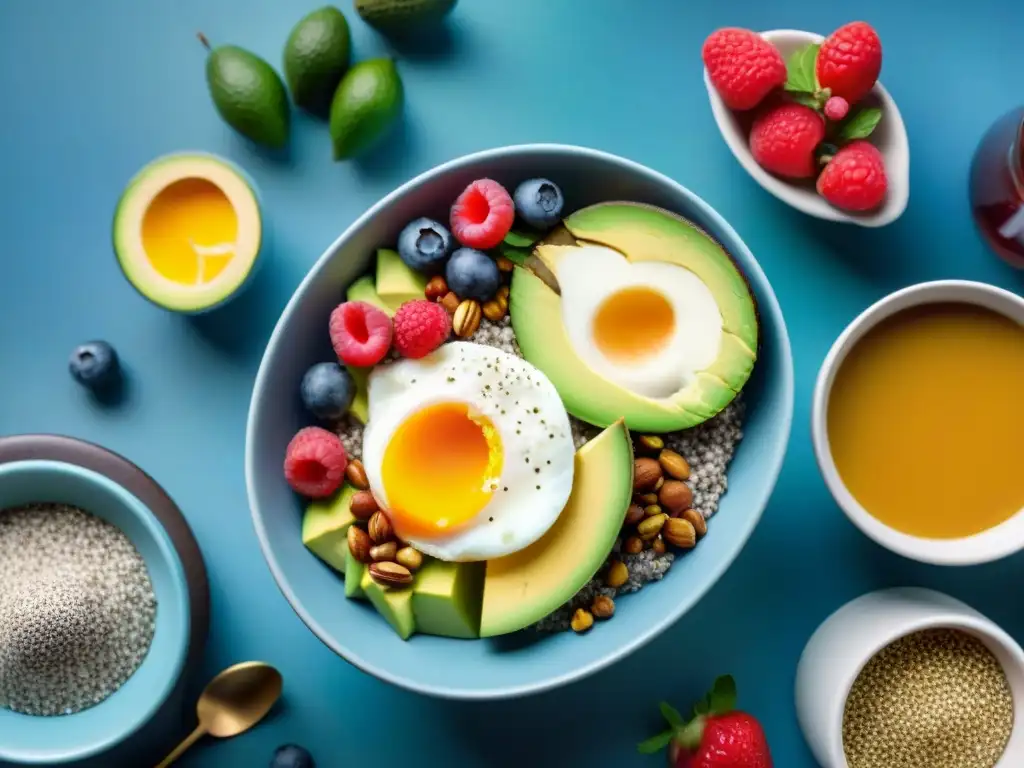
[370,541,397,562]
[638,512,668,540]
[651,536,666,555]
[658,449,691,480]
[624,503,645,526]
[633,457,662,491]
[345,460,370,490]
[347,525,371,563]
[659,480,692,516]
[425,275,448,301]
[682,508,707,539]
[368,511,393,543]
[624,535,644,554]
[482,299,506,322]
[636,435,664,454]
[350,490,378,520]
[369,561,413,587]
[663,518,696,549]
[453,299,482,338]
[496,256,515,273]
[439,291,460,315]
[395,546,423,571]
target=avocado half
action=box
[509,202,758,433]
[112,153,262,314]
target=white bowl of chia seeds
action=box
[0,459,190,764]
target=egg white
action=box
[555,244,723,399]
[362,342,575,562]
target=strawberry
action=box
[749,102,825,179]
[638,676,772,768]
[816,140,888,212]
[815,22,882,105]
[702,29,786,111]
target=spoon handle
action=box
[154,724,207,768]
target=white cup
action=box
[795,587,1024,768]
[812,279,1024,565]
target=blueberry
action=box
[301,362,355,421]
[445,248,501,302]
[397,217,453,274]
[69,341,120,390]
[271,744,315,768]
[513,179,564,230]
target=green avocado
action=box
[412,559,484,639]
[283,6,352,116]
[479,420,633,637]
[510,202,758,432]
[361,569,416,640]
[329,58,404,160]
[375,248,426,313]
[345,554,366,599]
[346,274,393,316]
[202,37,290,149]
[302,484,358,573]
[355,0,457,29]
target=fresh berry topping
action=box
[816,140,888,212]
[513,178,564,230]
[749,103,825,179]
[450,179,515,249]
[271,743,316,768]
[284,427,347,498]
[824,96,850,121]
[69,341,121,390]
[816,21,882,105]
[300,362,355,421]
[393,300,451,358]
[397,217,453,275]
[702,28,787,111]
[329,301,393,367]
[445,248,501,302]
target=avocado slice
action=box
[302,484,358,573]
[510,202,757,432]
[346,274,393,316]
[345,554,366,600]
[375,248,426,313]
[361,569,416,640]
[479,420,633,637]
[412,559,484,639]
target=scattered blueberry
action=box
[271,744,315,768]
[69,341,120,390]
[301,362,355,421]
[445,248,501,302]
[397,217,454,274]
[513,178,564,230]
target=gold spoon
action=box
[154,661,283,768]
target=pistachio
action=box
[636,434,664,454]
[658,449,691,480]
[591,595,615,619]
[637,492,659,505]
[570,608,594,633]
[349,490,378,521]
[345,459,370,490]
[651,536,666,555]
[682,508,707,539]
[638,512,668,540]
[624,503,645,526]
[369,561,413,587]
[482,299,506,322]
[453,299,482,338]
[439,291,461,315]
[370,541,397,562]
[623,535,644,554]
[396,546,423,571]
[368,511,393,543]
[663,518,697,549]
[496,256,515,273]
[424,275,449,302]
[658,480,693,516]
[605,560,629,588]
[633,457,662,491]
[643,504,663,518]
[347,525,371,563]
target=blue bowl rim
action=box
[245,143,795,700]
[0,458,191,763]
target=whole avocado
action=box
[200,34,290,148]
[355,0,457,29]
[329,58,404,160]
[283,6,352,116]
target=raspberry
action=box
[816,22,882,105]
[450,179,514,249]
[817,140,888,212]
[329,301,392,367]
[749,103,825,179]
[824,96,850,121]
[702,28,787,111]
[393,299,451,359]
[284,427,347,498]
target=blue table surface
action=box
[2,1,1024,765]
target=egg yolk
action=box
[381,402,503,538]
[592,286,675,362]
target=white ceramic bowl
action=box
[796,587,1024,768]
[703,29,910,227]
[812,280,1024,565]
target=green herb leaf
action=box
[496,243,530,265]
[789,92,821,109]
[503,228,542,248]
[637,729,674,754]
[709,675,737,715]
[692,693,711,717]
[784,43,819,93]
[659,701,685,728]
[839,107,882,141]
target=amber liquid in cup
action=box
[970,107,1024,268]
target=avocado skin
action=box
[283,6,352,116]
[329,58,404,160]
[206,45,290,149]
[355,0,457,29]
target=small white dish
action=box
[703,29,910,227]
[812,279,1024,565]
[795,587,1024,768]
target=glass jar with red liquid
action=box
[970,107,1024,268]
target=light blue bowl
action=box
[0,460,190,763]
[245,144,794,699]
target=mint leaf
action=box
[503,228,542,248]
[709,675,737,715]
[496,243,530,265]
[789,92,821,109]
[784,43,819,93]
[692,693,711,717]
[839,107,882,141]
[637,730,674,754]
[660,701,684,728]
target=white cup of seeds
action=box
[795,587,1024,768]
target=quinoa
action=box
[333,316,745,633]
